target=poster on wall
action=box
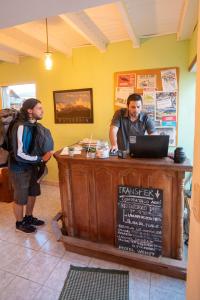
[161,69,177,92]
[117,73,136,87]
[115,87,134,107]
[142,91,156,120]
[156,92,176,121]
[53,88,93,124]
[156,126,176,146]
[162,115,176,127]
[137,74,157,89]
[143,91,156,105]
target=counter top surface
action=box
[54,149,192,171]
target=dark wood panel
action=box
[94,167,115,244]
[71,168,91,239]
[119,168,143,186]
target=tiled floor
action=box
[0,185,186,300]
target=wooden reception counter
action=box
[54,151,192,278]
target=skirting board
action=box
[61,235,186,280]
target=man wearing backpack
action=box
[8,98,53,233]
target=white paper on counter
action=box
[60,147,69,155]
[60,147,81,155]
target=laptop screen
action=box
[129,135,169,158]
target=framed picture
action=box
[53,88,93,123]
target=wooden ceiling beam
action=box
[16,23,72,56]
[177,0,198,40]
[0,31,44,59]
[0,50,19,64]
[60,11,109,52]
[116,1,140,48]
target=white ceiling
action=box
[0,0,198,64]
[0,0,115,29]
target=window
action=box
[0,83,36,110]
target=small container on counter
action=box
[174,147,186,163]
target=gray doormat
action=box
[59,265,129,300]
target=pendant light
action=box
[44,18,53,70]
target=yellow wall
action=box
[0,34,196,182]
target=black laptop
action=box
[129,135,169,158]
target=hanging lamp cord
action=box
[45,18,49,52]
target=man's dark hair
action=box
[19,98,41,121]
[127,93,142,106]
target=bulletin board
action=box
[114,67,179,146]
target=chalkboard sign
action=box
[117,186,163,257]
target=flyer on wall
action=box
[137,74,157,89]
[156,126,176,146]
[142,91,156,120]
[161,69,177,92]
[115,87,134,107]
[117,73,136,87]
[156,92,176,121]
[143,91,156,105]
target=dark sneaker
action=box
[16,221,37,233]
[23,215,45,226]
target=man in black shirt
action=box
[109,93,156,151]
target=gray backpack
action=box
[0,109,18,166]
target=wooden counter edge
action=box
[54,150,193,172]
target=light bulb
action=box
[44,52,53,70]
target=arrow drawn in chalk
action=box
[155,190,160,198]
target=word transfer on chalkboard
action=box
[117,186,163,257]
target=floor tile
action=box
[0,225,12,239]
[44,259,71,292]
[0,270,15,292]
[35,286,60,300]
[62,250,91,265]
[0,227,52,250]
[150,287,185,300]
[0,276,41,300]
[150,273,185,294]
[131,268,151,284]
[0,242,36,275]
[131,279,150,299]
[22,230,53,250]
[18,252,60,284]
[120,264,151,287]
[40,236,65,257]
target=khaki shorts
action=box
[10,167,41,205]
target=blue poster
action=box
[162,121,176,127]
